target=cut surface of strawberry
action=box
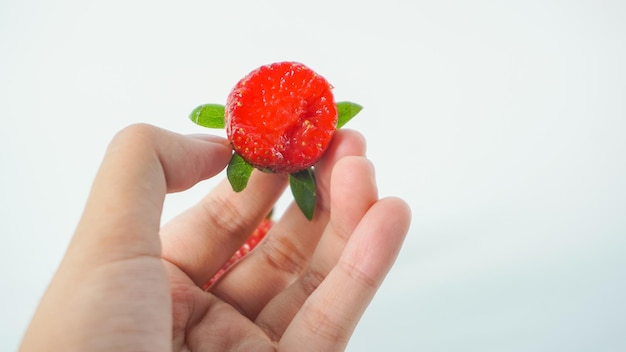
[225,61,338,174]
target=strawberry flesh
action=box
[225,62,338,174]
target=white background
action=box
[2,0,626,350]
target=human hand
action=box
[20,124,411,351]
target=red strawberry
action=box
[188,61,362,220]
[225,61,338,174]
[202,217,273,290]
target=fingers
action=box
[160,170,288,286]
[254,156,378,340]
[209,129,367,317]
[69,124,232,264]
[280,197,411,351]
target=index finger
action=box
[68,124,232,265]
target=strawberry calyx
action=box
[189,103,225,129]
[289,167,317,220]
[226,153,254,192]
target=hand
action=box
[20,123,411,351]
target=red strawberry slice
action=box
[225,61,338,174]
[202,217,273,290]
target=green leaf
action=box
[227,153,254,192]
[289,168,317,221]
[189,104,225,128]
[336,101,363,129]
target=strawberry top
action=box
[225,62,338,174]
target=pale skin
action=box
[20,124,411,351]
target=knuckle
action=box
[113,123,158,143]
[260,235,307,277]
[299,267,326,296]
[201,194,253,244]
[300,301,350,345]
[339,259,378,290]
[108,123,160,154]
[329,220,352,243]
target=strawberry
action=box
[202,217,273,290]
[225,61,338,174]
[188,61,363,220]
